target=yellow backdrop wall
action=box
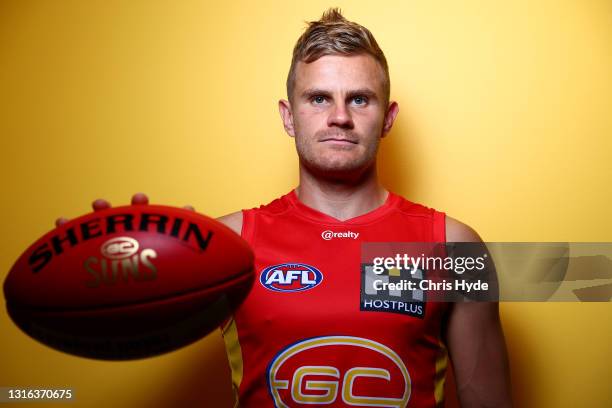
[1,1,610,407]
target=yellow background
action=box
[1,0,610,406]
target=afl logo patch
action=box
[260,263,323,292]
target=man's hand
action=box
[54,193,195,227]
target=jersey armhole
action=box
[219,209,255,332]
[433,210,447,243]
[434,210,452,327]
[241,208,256,245]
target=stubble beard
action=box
[295,130,381,181]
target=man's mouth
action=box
[320,137,358,144]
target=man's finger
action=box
[55,217,69,227]
[131,193,149,205]
[183,205,195,211]
[92,199,111,211]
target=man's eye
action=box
[353,96,367,105]
[312,96,326,104]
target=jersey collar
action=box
[284,189,400,225]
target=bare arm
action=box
[216,211,243,235]
[445,216,513,408]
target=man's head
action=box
[279,8,399,180]
[286,8,390,106]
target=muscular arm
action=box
[445,216,513,408]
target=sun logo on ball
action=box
[83,237,158,288]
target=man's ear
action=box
[381,101,399,138]
[278,99,296,137]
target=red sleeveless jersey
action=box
[222,190,449,408]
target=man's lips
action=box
[319,137,358,144]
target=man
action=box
[217,9,511,407]
[58,8,511,407]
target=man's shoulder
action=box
[445,215,482,242]
[215,192,293,236]
[392,192,442,218]
[217,211,243,235]
[391,192,482,242]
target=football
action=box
[3,205,254,360]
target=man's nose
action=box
[327,103,354,129]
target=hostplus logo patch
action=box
[360,263,426,318]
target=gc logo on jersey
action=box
[267,336,411,407]
[260,263,323,292]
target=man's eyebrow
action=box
[300,88,332,99]
[300,88,379,99]
[346,88,378,100]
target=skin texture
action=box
[57,53,512,408]
[282,55,394,180]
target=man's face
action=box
[279,54,398,178]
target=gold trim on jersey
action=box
[434,338,449,407]
[222,316,243,408]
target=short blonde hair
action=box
[286,8,390,103]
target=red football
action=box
[3,205,254,360]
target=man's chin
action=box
[302,159,372,181]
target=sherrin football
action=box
[3,205,254,360]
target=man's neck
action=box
[295,163,388,221]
